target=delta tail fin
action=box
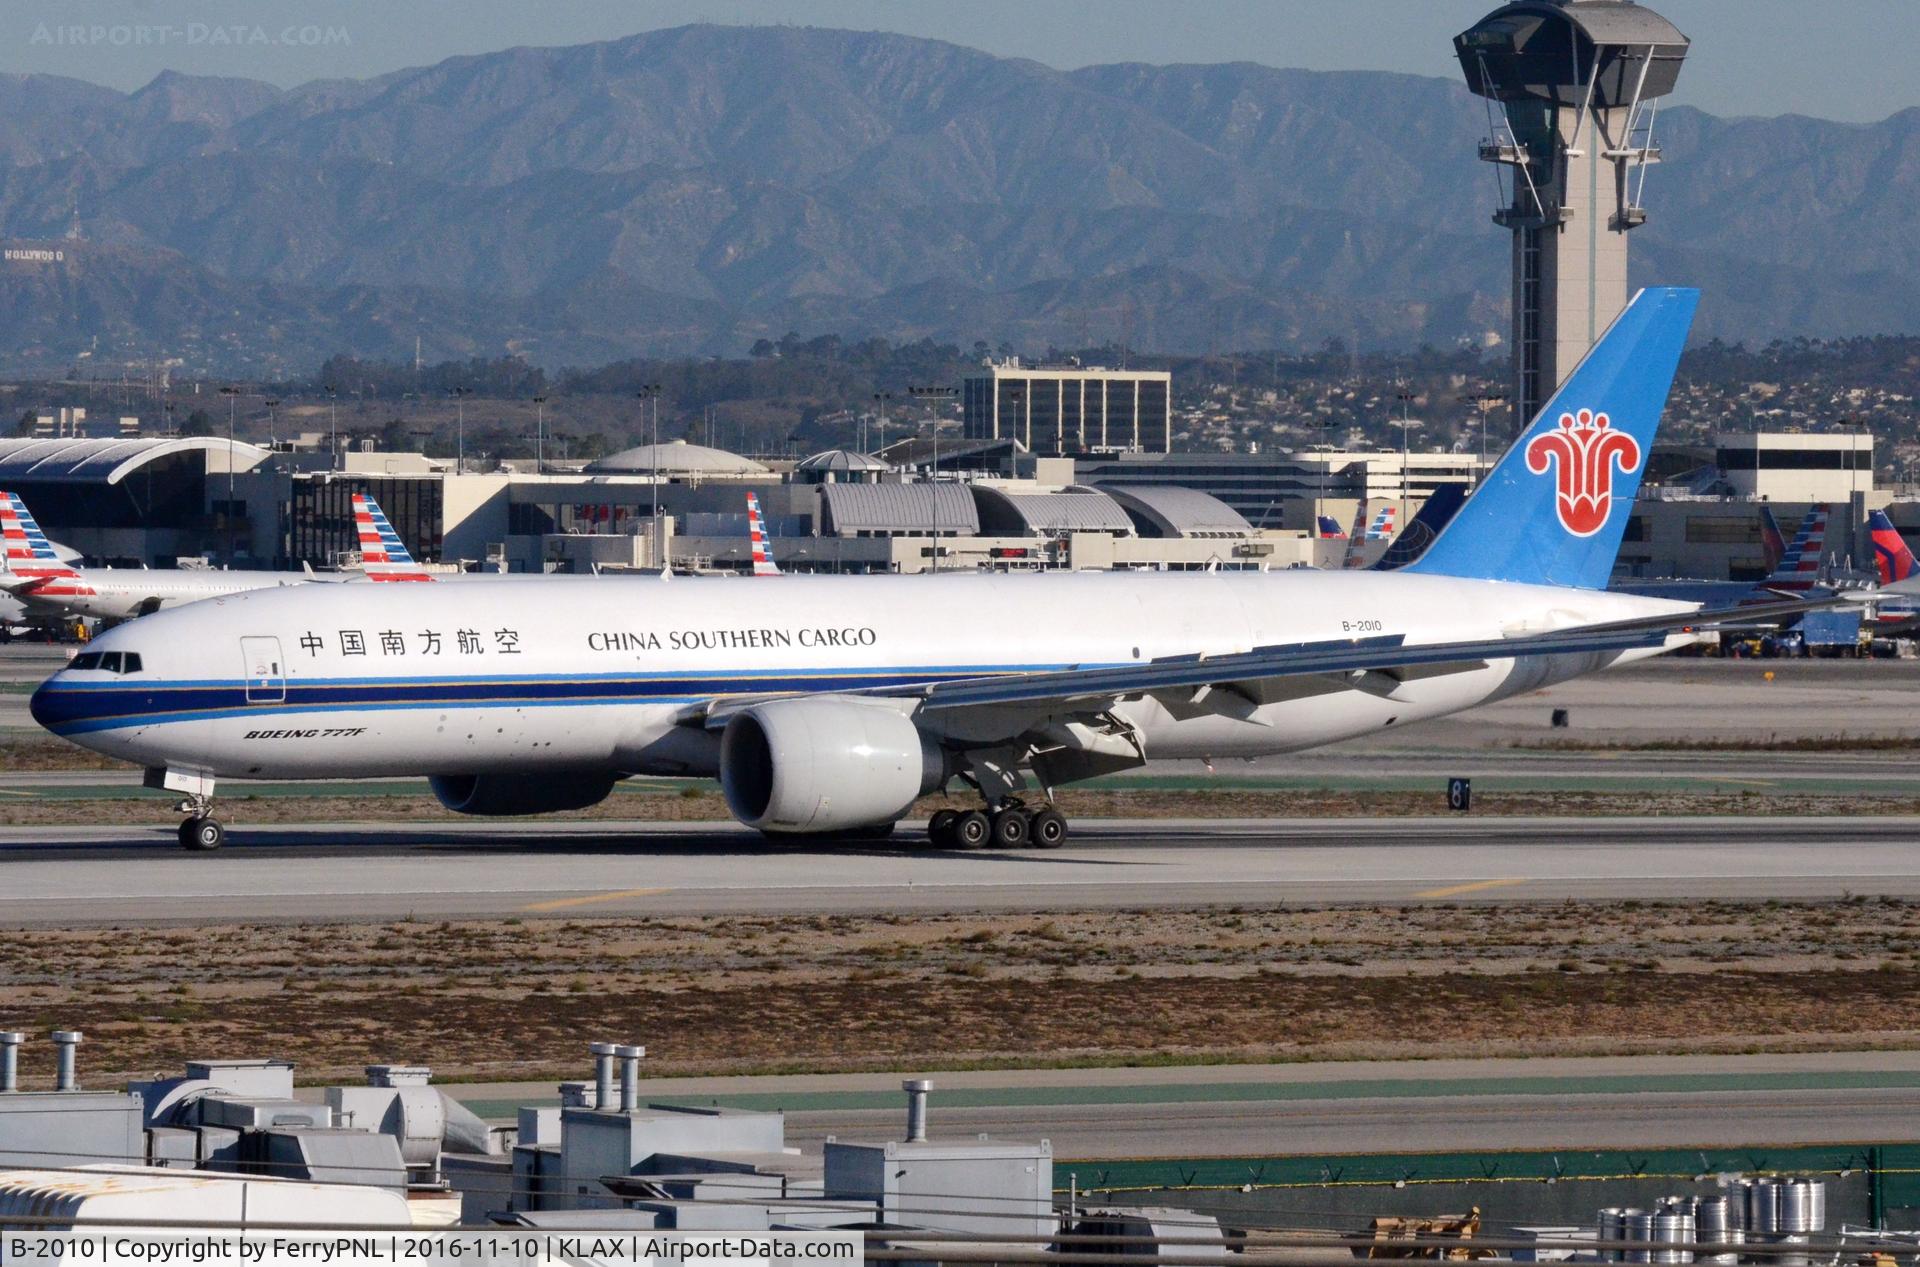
[1870,510,1917,586]
[352,493,433,582]
[1406,286,1699,589]
[747,493,781,577]
[1315,514,1347,540]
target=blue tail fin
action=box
[1406,286,1698,589]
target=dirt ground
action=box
[5,898,1920,1086]
[6,787,1919,827]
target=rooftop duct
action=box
[903,1079,932,1142]
[50,1032,81,1092]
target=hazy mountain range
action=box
[1,24,1916,375]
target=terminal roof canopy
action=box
[586,440,768,476]
[1096,484,1252,539]
[795,449,891,474]
[973,486,1135,536]
[820,483,981,536]
[0,437,268,486]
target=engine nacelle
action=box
[720,699,945,834]
[429,772,618,817]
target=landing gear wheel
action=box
[989,807,1030,848]
[1029,808,1068,849]
[928,809,960,848]
[180,816,225,851]
[950,810,990,849]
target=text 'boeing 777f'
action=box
[30,288,1813,851]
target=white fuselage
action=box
[32,569,1691,782]
[18,567,309,621]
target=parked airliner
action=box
[29,288,1842,851]
[0,491,430,623]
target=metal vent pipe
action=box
[588,1042,616,1109]
[0,1033,22,1093]
[616,1045,645,1113]
[50,1031,81,1091]
[903,1079,932,1142]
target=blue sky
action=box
[10,0,1915,123]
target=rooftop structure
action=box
[962,363,1172,455]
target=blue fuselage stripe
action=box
[30,665,1075,735]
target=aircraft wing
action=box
[685,594,1840,731]
[881,594,1843,716]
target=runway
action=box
[2,814,1917,925]
[444,1052,1920,1159]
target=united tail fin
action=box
[1405,286,1699,589]
[1870,510,1917,585]
[352,493,434,582]
[747,493,781,577]
[1373,484,1467,573]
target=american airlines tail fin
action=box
[1340,500,1371,569]
[1869,510,1917,586]
[1365,505,1396,540]
[1759,505,1787,574]
[747,493,781,577]
[1406,286,1699,589]
[352,493,434,582]
[0,491,83,592]
[1762,505,1828,592]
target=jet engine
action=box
[428,772,618,816]
[720,699,946,834]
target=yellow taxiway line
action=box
[522,886,669,912]
[1413,877,1529,899]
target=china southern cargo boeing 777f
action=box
[30,288,1816,850]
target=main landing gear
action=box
[926,800,1068,850]
[175,795,225,851]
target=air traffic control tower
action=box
[1456,1,1688,428]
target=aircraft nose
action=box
[28,673,76,733]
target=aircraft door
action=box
[240,636,287,704]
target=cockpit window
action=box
[65,651,143,674]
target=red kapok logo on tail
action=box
[1524,408,1642,537]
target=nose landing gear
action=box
[178,812,225,851]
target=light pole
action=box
[264,398,279,449]
[637,385,664,566]
[871,391,892,454]
[218,385,241,566]
[909,386,957,574]
[449,387,472,471]
[1394,386,1418,525]
[532,395,547,471]
[324,383,338,466]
